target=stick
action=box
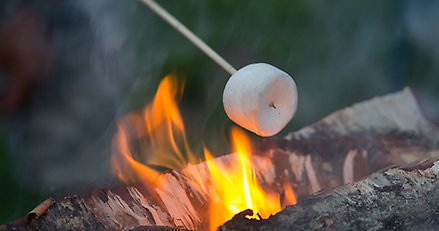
[138,0,237,75]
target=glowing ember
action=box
[111,74,296,231]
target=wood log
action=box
[1,88,438,231]
[257,87,438,200]
[219,152,439,231]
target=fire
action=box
[205,128,285,230]
[112,74,193,186]
[111,73,296,230]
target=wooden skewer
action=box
[139,0,237,75]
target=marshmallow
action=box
[223,63,298,137]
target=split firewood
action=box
[219,152,439,231]
[1,88,438,231]
[26,198,53,220]
[256,87,438,200]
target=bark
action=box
[219,153,439,231]
[1,88,438,231]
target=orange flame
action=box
[112,73,193,186]
[111,74,296,230]
[205,127,287,230]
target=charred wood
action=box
[219,153,439,231]
[1,88,438,231]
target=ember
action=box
[111,74,296,230]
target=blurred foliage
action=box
[0,131,44,224]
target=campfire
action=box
[2,1,439,231]
[3,86,439,231]
[111,74,296,230]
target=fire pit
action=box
[2,87,439,231]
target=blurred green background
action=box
[1,0,438,223]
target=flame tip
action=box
[111,74,296,231]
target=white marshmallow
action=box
[223,63,298,137]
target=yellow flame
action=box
[205,128,284,230]
[111,73,296,230]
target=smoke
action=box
[2,0,172,193]
[404,0,439,124]
[1,0,438,195]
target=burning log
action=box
[219,153,439,231]
[1,88,438,231]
